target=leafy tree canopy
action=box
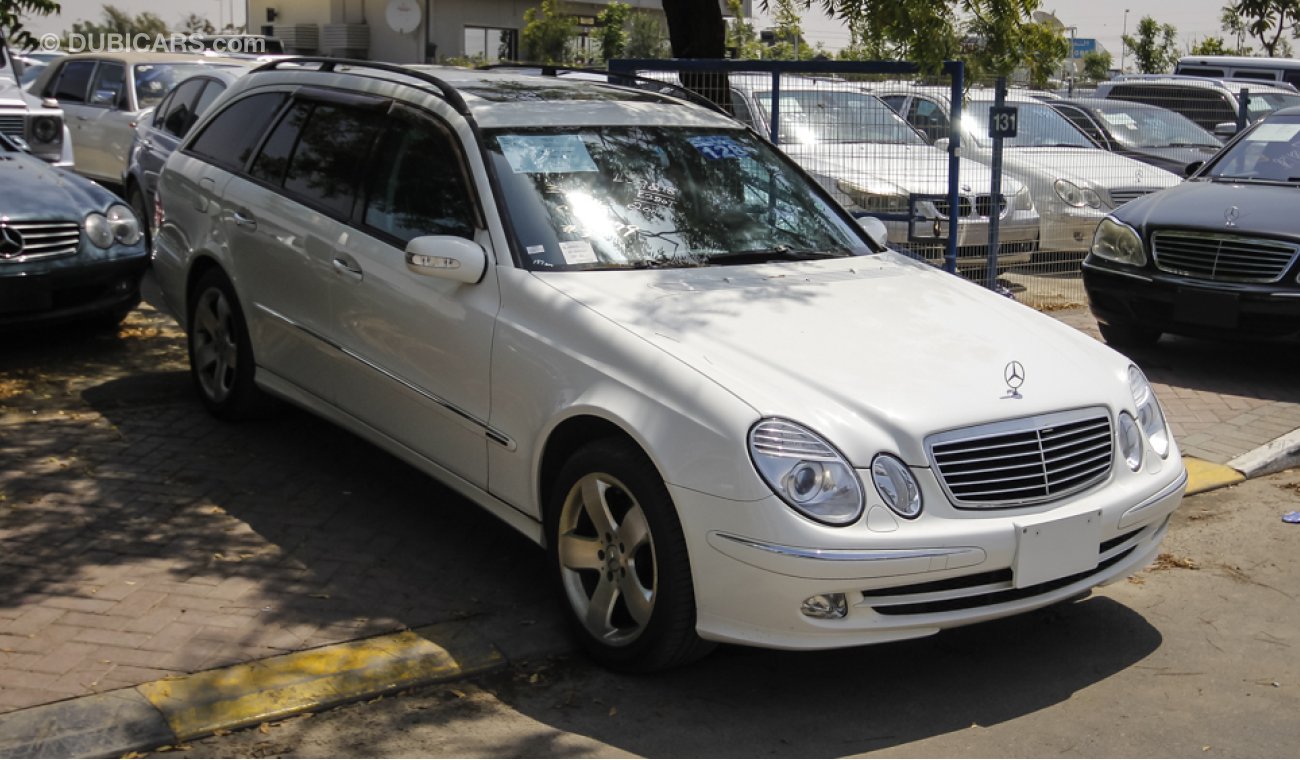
[1,0,61,51]
[1122,16,1179,74]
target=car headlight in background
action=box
[1118,412,1143,471]
[30,116,61,144]
[1053,178,1102,209]
[1129,366,1170,459]
[1091,216,1147,266]
[85,204,142,248]
[837,179,910,215]
[870,454,923,518]
[749,419,865,526]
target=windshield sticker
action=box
[525,245,546,256]
[687,135,754,160]
[1099,112,1137,129]
[1247,123,1300,142]
[498,135,598,174]
[559,240,598,265]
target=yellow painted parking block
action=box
[137,622,504,741]
[1183,457,1245,496]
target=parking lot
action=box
[2,294,1297,755]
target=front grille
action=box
[0,221,82,263]
[1109,188,1153,206]
[0,115,22,139]
[933,194,1007,219]
[1151,230,1299,283]
[927,408,1113,508]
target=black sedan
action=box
[0,132,147,330]
[1049,98,1223,176]
[1082,106,1300,346]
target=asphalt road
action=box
[165,471,1300,759]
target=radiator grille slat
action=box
[0,221,82,263]
[927,409,1113,508]
[1152,231,1299,283]
[0,115,23,138]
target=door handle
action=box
[232,210,257,230]
[332,257,363,282]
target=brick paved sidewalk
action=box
[2,302,1297,716]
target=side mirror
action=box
[856,216,890,250]
[405,235,487,284]
[1213,121,1238,138]
[1184,160,1204,178]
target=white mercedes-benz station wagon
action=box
[151,61,1187,671]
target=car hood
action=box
[0,78,27,107]
[533,254,1130,466]
[1116,179,1300,237]
[783,142,1022,195]
[994,147,1180,190]
[0,151,115,217]
[1123,145,1220,175]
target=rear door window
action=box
[279,102,385,218]
[187,92,288,171]
[88,62,126,108]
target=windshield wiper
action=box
[698,247,843,265]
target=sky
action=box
[19,0,1240,62]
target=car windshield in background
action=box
[1205,115,1300,182]
[1093,103,1220,149]
[1247,92,1300,120]
[754,90,928,145]
[963,101,1094,149]
[486,126,871,271]
[134,63,238,109]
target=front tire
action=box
[187,269,265,420]
[547,439,714,672]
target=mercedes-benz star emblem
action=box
[0,225,24,259]
[1225,206,1240,227]
[1003,360,1026,399]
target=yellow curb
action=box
[136,622,504,741]
[1183,456,1245,496]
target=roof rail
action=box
[251,57,470,115]
[477,63,731,116]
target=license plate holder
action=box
[1013,510,1102,589]
[1174,288,1239,329]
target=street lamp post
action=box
[1121,8,1130,73]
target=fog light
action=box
[801,593,847,620]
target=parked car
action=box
[1047,98,1223,175]
[725,75,1039,271]
[153,59,1186,671]
[0,132,146,329]
[877,86,1182,255]
[124,67,247,244]
[28,52,245,186]
[1175,54,1300,88]
[1083,106,1300,347]
[1095,76,1300,136]
[0,36,71,166]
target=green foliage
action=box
[1122,16,1179,74]
[596,1,629,62]
[180,13,214,35]
[725,0,764,58]
[521,0,576,65]
[1223,0,1300,57]
[1189,35,1230,55]
[1081,49,1113,82]
[766,0,814,59]
[1019,21,1070,89]
[65,4,168,44]
[1,0,62,51]
[625,10,668,59]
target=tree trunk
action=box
[659,0,732,114]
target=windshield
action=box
[486,126,872,271]
[753,89,927,145]
[134,63,238,109]
[1247,92,1300,120]
[963,101,1095,149]
[1093,102,1220,148]
[1205,115,1300,182]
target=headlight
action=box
[1013,185,1034,211]
[1118,412,1143,471]
[84,212,113,248]
[837,180,910,214]
[107,203,141,245]
[1091,217,1147,267]
[30,116,61,144]
[1053,178,1101,209]
[870,454,923,518]
[749,419,865,526]
[1129,366,1170,459]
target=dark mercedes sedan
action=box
[1048,98,1223,176]
[0,132,146,330]
[1082,106,1300,347]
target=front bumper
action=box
[675,460,1186,650]
[1040,203,1107,254]
[1082,258,1300,340]
[0,251,149,329]
[887,210,1039,269]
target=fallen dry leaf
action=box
[1152,553,1197,571]
[609,707,618,717]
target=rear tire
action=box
[547,438,715,672]
[186,269,265,420]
